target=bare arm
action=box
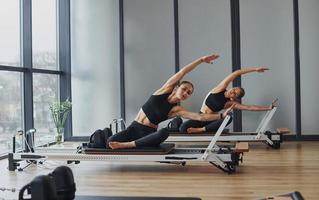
[177,108,221,121]
[213,67,269,92]
[171,104,234,121]
[233,103,271,111]
[226,99,277,111]
[156,54,219,94]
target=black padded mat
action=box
[169,131,259,136]
[83,143,175,155]
[75,197,200,200]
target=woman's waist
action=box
[130,120,158,131]
[200,105,218,114]
[133,119,158,129]
[134,111,158,129]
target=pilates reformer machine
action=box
[8,115,248,174]
[167,107,290,149]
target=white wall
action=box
[299,0,319,134]
[240,0,295,133]
[178,0,233,130]
[123,0,175,125]
[71,0,120,136]
[69,0,319,136]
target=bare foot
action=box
[187,127,205,133]
[108,141,135,149]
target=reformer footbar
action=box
[167,107,288,149]
[8,115,247,174]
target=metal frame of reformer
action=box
[8,115,244,174]
[167,107,282,148]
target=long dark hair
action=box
[238,87,245,98]
[232,87,245,102]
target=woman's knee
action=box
[158,128,169,141]
[179,122,191,132]
[106,128,130,144]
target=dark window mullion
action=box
[31,68,63,75]
[119,0,125,121]
[230,0,242,132]
[293,0,301,139]
[0,65,27,72]
[58,0,72,140]
[21,0,34,134]
[174,0,179,73]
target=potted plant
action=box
[49,99,72,144]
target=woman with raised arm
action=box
[107,54,231,149]
[179,67,277,133]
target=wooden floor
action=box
[1,141,319,200]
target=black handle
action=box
[18,184,30,200]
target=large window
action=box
[0,0,61,156]
[33,74,59,146]
[0,71,23,153]
[32,0,57,70]
[0,0,20,66]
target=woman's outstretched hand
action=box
[255,67,269,73]
[222,103,235,118]
[200,54,220,64]
[269,98,278,110]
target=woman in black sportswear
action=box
[107,54,232,149]
[180,67,277,133]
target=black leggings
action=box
[179,116,232,132]
[106,121,169,148]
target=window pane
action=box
[0,71,23,155]
[32,0,57,70]
[33,74,59,145]
[0,0,20,66]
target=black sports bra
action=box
[142,93,177,125]
[204,90,230,112]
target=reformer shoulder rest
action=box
[234,142,249,153]
[276,127,290,134]
[82,143,175,155]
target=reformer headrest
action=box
[88,127,113,149]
